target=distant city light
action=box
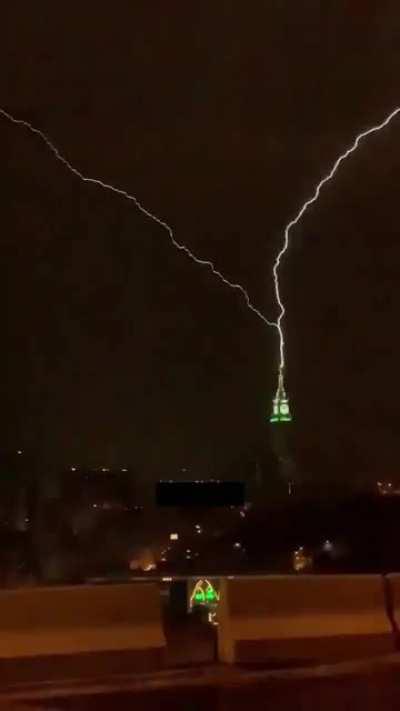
[293,546,313,573]
[142,563,156,572]
[170,533,179,541]
[233,542,242,549]
[17,450,22,455]
[70,467,77,472]
[377,481,399,496]
[208,611,218,626]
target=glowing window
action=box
[190,579,220,608]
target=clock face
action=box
[280,402,289,415]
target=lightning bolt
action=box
[2,106,400,407]
[0,107,275,329]
[274,106,400,394]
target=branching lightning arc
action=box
[274,106,400,399]
[1,106,400,412]
[0,107,274,330]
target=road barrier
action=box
[217,575,394,664]
[0,583,166,679]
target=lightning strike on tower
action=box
[270,105,400,426]
[1,105,400,433]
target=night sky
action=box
[1,2,400,483]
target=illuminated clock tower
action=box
[270,373,292,424]
[269,373,296,494]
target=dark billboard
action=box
[156,480,245,507]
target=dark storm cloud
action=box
[1,1,400,481]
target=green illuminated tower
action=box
[270,373,292,424]
[269,373,295,494]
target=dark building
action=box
[61,465,138,511]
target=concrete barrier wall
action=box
[218,575,394,664]
[385,574,400,640]
[0,583,165,661]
